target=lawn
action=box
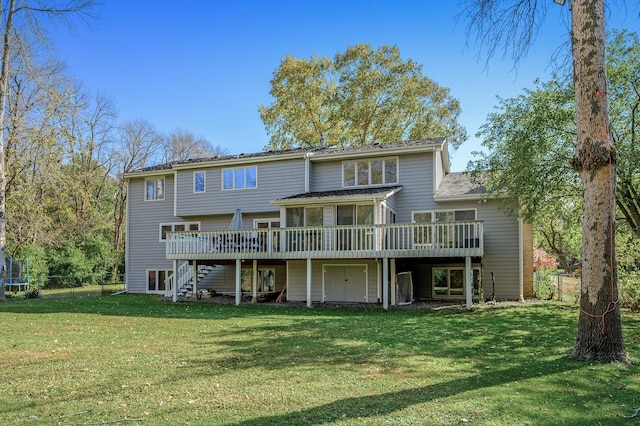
[0,296,638,425]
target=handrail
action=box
[165,221,483,259]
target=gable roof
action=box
[434,172,491,201]
[125,137,448,177]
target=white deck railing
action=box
[165,221,483,260]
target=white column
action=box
[306,258,312,307]
[390,258,396,306]
[192,261,198,298]
[172,260,178,302]
[235,259,242,305]
[465,256,472,310]
[382,257,389,309]
[252,260,258,303]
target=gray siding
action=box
[126,174,177,293]
[392,152,437,223]
[434,199,521,300]
[175,158,306,217]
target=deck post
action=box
[382,257,389,309]
[465,256,472,310]
[192,261,198,298]
[235,259,242,305]
[172,260,178,302]
[306,258,312,307]
[390,258,396,306]
[252,259,258,303]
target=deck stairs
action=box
[165,262,216,299]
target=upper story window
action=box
[223,166,257,190]
[145,178,165,201]
[194,171,206,193]
[343,157,398,187]
[159,222,200,241]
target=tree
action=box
[259,44,467,150]
[462,0,629,362]
[112,119,163,270]
[0,0,96,302]
[162,128,228,163]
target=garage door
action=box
[323,265,367,303]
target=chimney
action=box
[320,134,325,148]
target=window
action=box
[412,210,478,248]
[145,178,165,201]
[194,171,205,193]
[241,268,276,293]
[147,269,172,292]
[159,222,200,241]
[412,210,476,223]
[285,207,323,227]
[433,267,481,298]
[223,166,257,190]
[343,157,398,187]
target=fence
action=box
[534,271,580,302]
[4,274,126,299]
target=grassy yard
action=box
[0,296,638,425]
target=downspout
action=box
[518,217,524,302]
[124,179,130,292]
[304,152,314,193]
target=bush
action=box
[535,269,557,300]
[24,288,40,299]
[619,269,640,309]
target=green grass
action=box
[0,296,638,425]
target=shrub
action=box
[535,269,557,300]
[619,269,640,309]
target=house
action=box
[123,137,533,308]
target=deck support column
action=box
[235,259,242,305]
[306,258,312,307]
[382,257,389,309]
[465,256,472,310]
[192,261,198,298]
[172,260,178,302]
[252,260,258,303]
[390,258,396,306]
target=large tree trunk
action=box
[571,0,627,362]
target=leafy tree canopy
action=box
[470,30,640,237]
[259,44,467,150]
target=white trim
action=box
[159,222,201,242]
[193,170,206,193]
[145,268,172,294]
[432,265,482,299]
[124,180,130,292]
[144,177,166,201]
[412,209,477,223]
[253,218,281,229]
[518,217,524,302]
[342,156,399,188]
[221,166,258,191]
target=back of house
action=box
[124,137,533,306]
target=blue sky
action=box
[45,1,635,171]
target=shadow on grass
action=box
[224,357,587,425]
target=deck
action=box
[165,221,484,260]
